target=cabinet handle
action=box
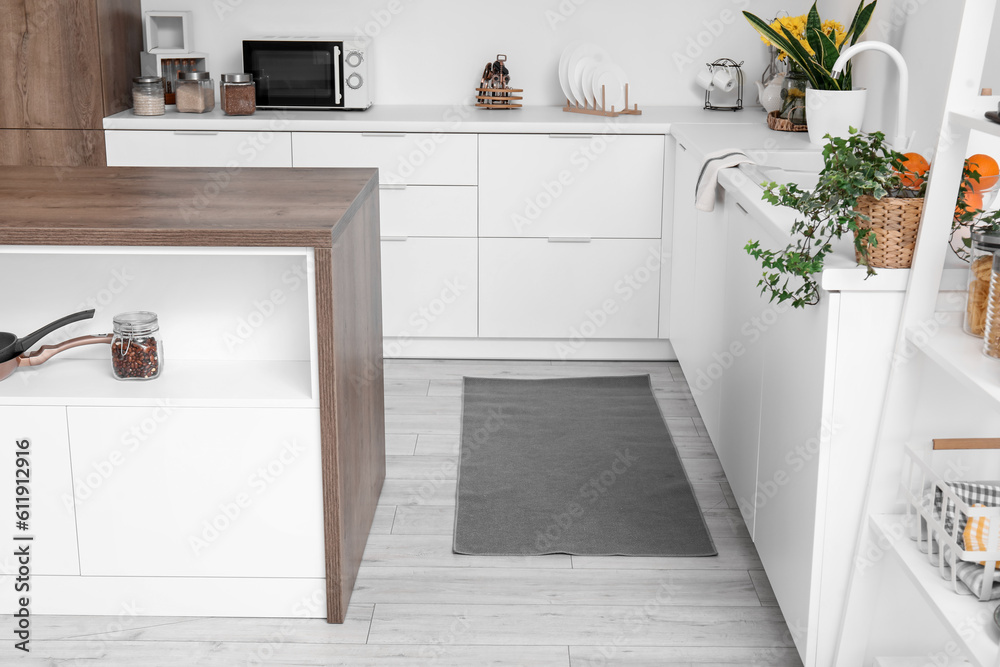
[548,134,593,139]
[547,237,592,243]
[379,184,408,190]
[677,142,687,151]
[173,131,220,136]
[736,203,749,215]
[362,132,406,137]
[381,236,409,242]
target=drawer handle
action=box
[173,131,220,136]
[381,236,409,242]
[362,132,406,138]
[677,142,687,151]
[548,134,593,139]
[379,184,408,190]
[547,237,592,243]
[736,203,749,215]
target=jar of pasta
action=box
[966,232,1000,337]
[985,254,1000,359]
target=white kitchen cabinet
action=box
[715,200,768,533]
[380,237,478,339]
[105,129,292,167]
[0,407,80,576]
[478,134,664,238]
[293,132,477,185]
[378,185,478,237]
[479,238,660,340]
[68,406,324,578]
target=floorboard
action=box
[19,359,800,667]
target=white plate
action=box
[558,41,584,104]
[580,60,603,107]
[568,44,609,107]
[591,62,628,111]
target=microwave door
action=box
[333,46,342,106]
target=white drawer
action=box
[293,132,477,185]
[381,237,478,339]
[479,238,661,339]
[105,130,292,167]
[379,185,477,237]
[479,133,664,238]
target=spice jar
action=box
[111,312,162,381]
[220,73,256,116]
[132,76,165,116]
[175,71,215,113]
[966,232,1000,337]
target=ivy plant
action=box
[745,128,912,308]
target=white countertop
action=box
[104,104,773,134]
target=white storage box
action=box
[143,11,193,53]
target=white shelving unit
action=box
[837,1,1000,665]
[870,514,1000,666]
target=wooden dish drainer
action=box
[563,83,642,117]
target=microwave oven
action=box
[242,37,372,110]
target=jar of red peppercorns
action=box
[111,312,162,381]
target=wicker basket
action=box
[767,110,807,132]
[854,195,925,268]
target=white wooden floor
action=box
[5,360,803,666]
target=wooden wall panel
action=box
[0,129,106,166]
[96,0,142,117]
[0,0,104,129]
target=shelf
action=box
[0,359,317,408]
[950,106,1000,141]
[870,514,1000,667]
[906,322,1000,407]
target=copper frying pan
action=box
[0,334,113,382]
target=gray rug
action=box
[453,375,717,556]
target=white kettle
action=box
[756,73,786,114]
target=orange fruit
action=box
[896,152,930,189]
[965,154,999,191]
[956,190,984,220]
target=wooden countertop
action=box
[0,166,378,247]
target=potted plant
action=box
[746,128,924,308]
[744,1,877,143]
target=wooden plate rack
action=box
[564,83,642,117]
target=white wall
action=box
[141,0,803,107]
[855,0,1000,158]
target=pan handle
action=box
[14,309,97,357]
[18,334,113,368]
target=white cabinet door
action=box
[292,132,477,185]
[68,407,324,578]
[381,238,478,339]
[715,200,769,534]
[0,407,79,576]
[669,141,702,360]
[379,185,478,237]
[478,134,664,238]
[479,238,661,339]
[105,130,292,167]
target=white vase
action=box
[805,88,868,145]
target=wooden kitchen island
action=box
[0,166,385,623]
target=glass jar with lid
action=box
[111,312,162,380]
[132,76,165,116]
[175,71,215,113]
[984,254,1000,359]
[965,232,1000,337]
[220,73,256,116]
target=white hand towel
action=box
[695,149,755,212]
